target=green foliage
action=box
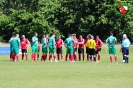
[0,0,133,42]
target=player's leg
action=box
[97,48,101,62]
[10,47,13,61]
[109,48,113,63]
[82,48,84,61]
[86,48,90,61]
[42,48,47,61]
[57,48,60,60]
[65,48,69,61]
[112,47,118,63]
[60,47,63,61]
[73,48,77,61]
[127,48,129,63]
[37,49,40,60]
[70,47,74,62]
[25,49,28,60]
[31,46,35,61]
[53,48,58,62]
[49,47,53,62]
[92,49,96,62]
[123,48,128,63]
[14,47,19,61]
[78,48,81,61]
[34,47,38,61]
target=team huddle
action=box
[9,32,131,63]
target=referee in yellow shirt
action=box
[86,35,96,62]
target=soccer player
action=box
[9,34,14,61]
[86,35,96,62]
[31,32,38,62]
[121,34,131,63]
[106,33,118,63]
[77,35,85,61]
[72,33,78,61]
[85,34,90,61]
[64,34,75,62]
[11,34,20,61]
[41,35,48,61]
[95,35,103,62]
[20,35,30,60]
[56,36,64,61]
[48,34,58,62]
[37,44,41,60]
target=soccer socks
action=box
[78,54,81,61]
[90,56,92,61]
[93,55,96,62]
[114,56,118,62]
[49,55,52,60]
[22,54,24,60]
[34,54,36,61]
[26,53,28,60]
[70,54,74,61]
[73,54,77,60]
[98,54,101,61]
[57,54,60,60]
[65,54,68,61]
[54,55,56,60]
[110,56,112,62]
[10,54,13,61]
[31,54,34,61]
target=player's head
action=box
[43,34,45,38]
[68,34,72,38]
[52,34,55,38]
[123,34,127,39]
[88,34,92,39]
[110,33,113,36]
[58,36,61,39]
[46,34,48,38]
[73,33,76,38]
[12,34,15,38]
[22,35,25,39]
[79,35,82,39]
[96,35,99,39]
[34,32,38,37]
[16,34,19,38]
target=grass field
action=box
[0,45,133,88]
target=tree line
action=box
[0,0,133,43]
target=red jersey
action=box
[95,39,102,49]
[78,38,84,48]
[56,39,63,48]
[21,38,29,49]
[73,37,78,48]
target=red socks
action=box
[49,55,52,60]
[66,54,68,61]
[98,54,101,61]
[54,55,56,60]
[110,56,112,62]
[114,56,118,62]
[31,54,36,61]
[70,54,74,61]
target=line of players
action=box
[9,32,131,63]
[9,32,103,62]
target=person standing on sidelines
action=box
[11,34,20,61]
[9,34,14,61]
[95,35,103,62]
[41,35,48,61]
[64,34,75,62]
[85,35,90,61]
[106,33,118,63]
[121,34,131,63]
[56,36,64,61]
[86,35,96,62]
[20,35,30,60]
[31,32,38,62]
[48,34,58,62]
[72,33,78,61]
[77,35,85,61]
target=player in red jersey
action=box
[78,35,85,61]
[20,35,30,60]
[72,33,78,61]
[56,36,64,61]
[95,35,103,62]
[85,35,90,61]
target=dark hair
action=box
[88,35,92,39]
[110,33,113,36]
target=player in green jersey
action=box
[106,33,118,63]
[64,34,75,62]
[41,35,48,61]
[31,32,38,62]
[11,34,20,61]
[9,34,14,61]
[48,34,58,62]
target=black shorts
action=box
[88,48,95,55]
[95,48,101,54]
[21,49,27,53]
[56,47,62,54]
[123,47,129,55]
[86,47,89,54]
[73,48,77,53]
[78,48,84,54]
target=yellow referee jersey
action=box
[86,39,96,49]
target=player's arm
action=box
[100,40,103,47]
[61,40,64,47]
[105,38,109,46]
[32,37,37,42]
[53,39,56,48]
[64,39,67,48]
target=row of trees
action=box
[0,0,133,42]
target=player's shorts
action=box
[11,47,19,54]
[73,48,77,53]
[21,49,27,53]
[66,47,73,54]
[49,46,56,53]
[86,47,89,54]
[95,48,101,54]
[88,48,95,55]
[108,47,116,55]
[78,48,84,54]
[56,47,62,54]
[42,47,48,54]
[123,47,129,55]
[32,46,38,53]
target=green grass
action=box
[0,45,133,88]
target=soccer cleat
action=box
[54,59,58,62]
[70,61,75,62]
[50,59,53,62]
